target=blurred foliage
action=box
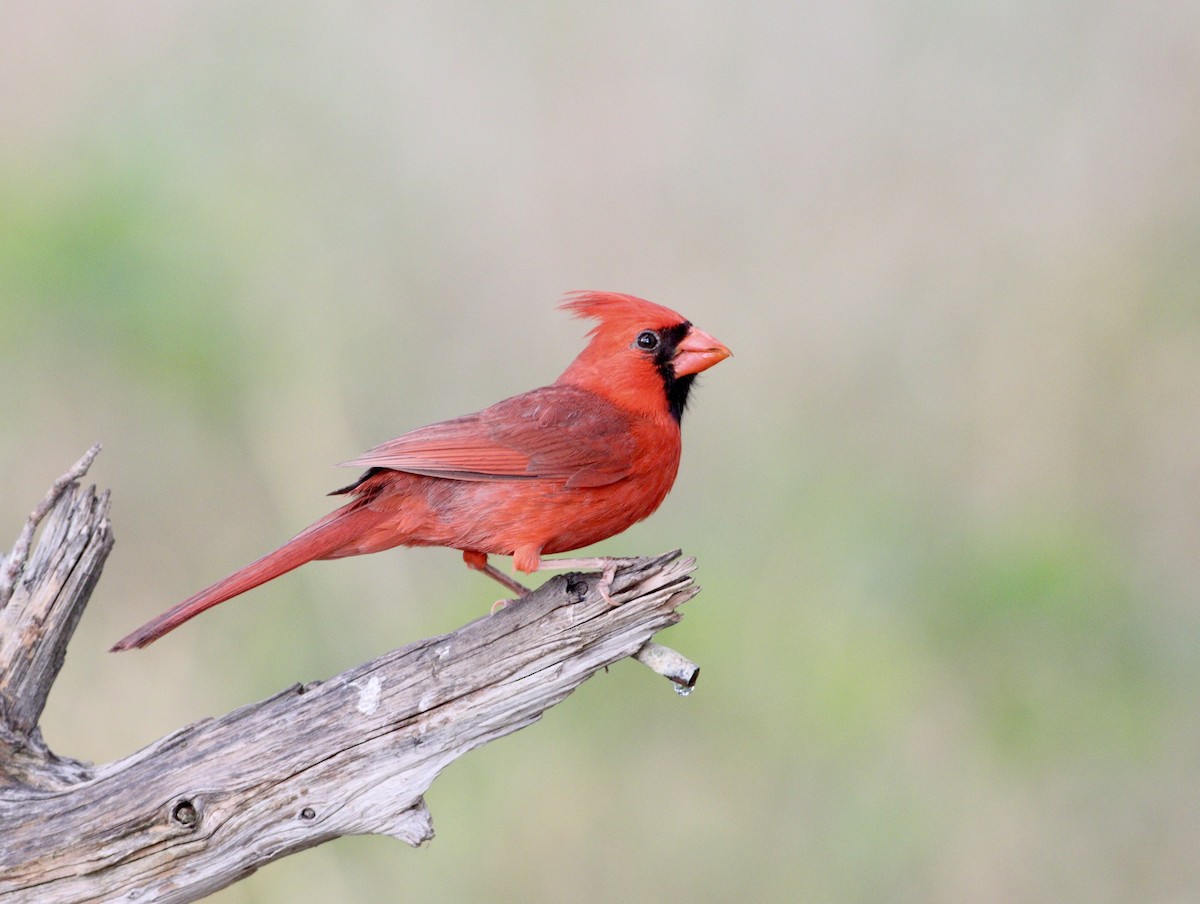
[1,156,246,403]
[2,2,1199,903]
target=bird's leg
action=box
[478,563,532,597]
[462,550,532,607]
[531,556,642,606]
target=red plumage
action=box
[111,291,730,651]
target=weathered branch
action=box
[0,449,703,903]
[0,442,102,608]
[0,444,112,780]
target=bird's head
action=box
[556,291,731,422]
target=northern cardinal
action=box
[111,291,730,651]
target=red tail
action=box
[111,505,373,651]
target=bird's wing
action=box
[339,385,637,488]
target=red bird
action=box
[111,291,730,651]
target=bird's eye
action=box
[635,330,660,350]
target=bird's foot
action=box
[534,556,641,606]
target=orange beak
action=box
[672,327,732,377]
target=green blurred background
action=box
[3,2,1199,901]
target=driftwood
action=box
[0,448,702,903]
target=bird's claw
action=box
[596,562,619,606]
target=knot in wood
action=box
[171,798,199,828]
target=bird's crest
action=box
[560,291,688,337]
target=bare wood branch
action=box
[0,448,112,757]
[633,640,700,692]
[0,452,703,903]
[0,442,102,607]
